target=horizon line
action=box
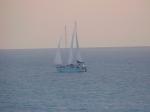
[0,45,150,50]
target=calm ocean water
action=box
[0,47,150,112]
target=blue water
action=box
[0,47,150,112]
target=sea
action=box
[0,47,150,112]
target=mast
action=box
[65,25,67,48]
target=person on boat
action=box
[67,64,75,68]
[76,60,83,64]
[84,67,87,72]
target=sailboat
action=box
[54,22,87,72]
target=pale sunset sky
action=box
[0,0,150,49]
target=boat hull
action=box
[56,65,87,73]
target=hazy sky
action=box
[0,0,150,49]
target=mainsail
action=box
[68,22,82,64]
[68,26,75,65]
[75,22,82,62]
[54,37,63,65]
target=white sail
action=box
[68,28,75,65]
[75,22,82,62]
[68,23,76,64]
[68,22,83,64]
[75,34,82,62]
[54,37,63,65]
